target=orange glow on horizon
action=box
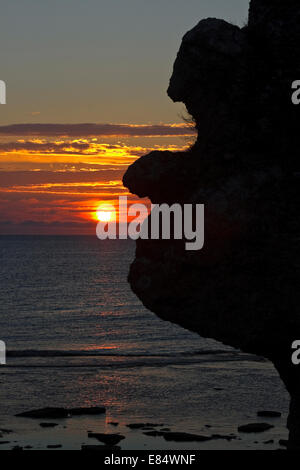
[0,132,189,233]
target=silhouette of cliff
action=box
[123,0,300,448]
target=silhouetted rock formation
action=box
[123,0,300,449]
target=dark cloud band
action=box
[0,123,195,137]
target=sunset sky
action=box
[0,0,248,234]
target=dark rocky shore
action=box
[1,406,287,450]
[123,0,300,449]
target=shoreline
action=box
[0,409,288,451]
[0,357,290,451]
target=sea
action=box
[0,235,289,450]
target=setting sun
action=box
[95,203,116,223]
[96,210,112,222]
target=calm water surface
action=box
[0,236,289,449]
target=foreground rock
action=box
[123,0,300,450]
[69,407,106,416]
[257,411,281,418]
[0,429,13,434]
[238,423,274,433]
[16,406,106,419]
[39,423,59,428]
[88,432,125,446]
[279,439,288,448]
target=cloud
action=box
[0,122,192,234]
[0,170,125,187]
[0,140,91,153]
[0,123,195,137]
